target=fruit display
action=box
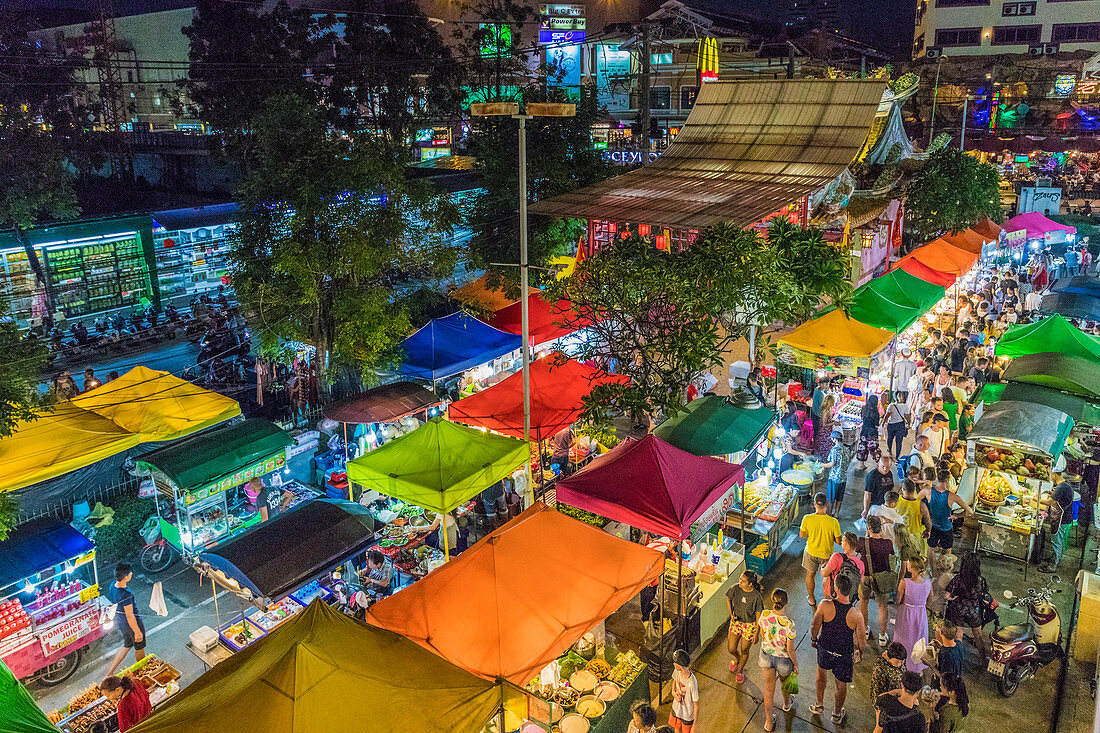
[0,599,30,641]
[977,472,1015,506]
[974,444,1051,481]
[750,541,771,559]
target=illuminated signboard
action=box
[539,3,584,44]
[479,23,512,57]
[698,37,719,82]
[540,29,585,43]
[1054,74,1076,96]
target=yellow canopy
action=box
[778,309,895,358]
[0,367,240,493]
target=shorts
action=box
[817,646,854,683]
[758,651,794,677]
[928,526,954,550]
[669,715,695,733]
[122,625,146,651]
[803,551,829,574]
[860,576,890,604]
[826,479,846,504]
[729,620,756,639]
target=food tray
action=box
[290,579,333,606]
[153,664,180,686]
[218,617,266,652]
[247,596,304,631]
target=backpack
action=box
[830,553,863,599]
[896,453,911,481]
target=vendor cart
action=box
[0,519,104,686]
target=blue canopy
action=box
[0,518,94,590]
[397,312,522,381]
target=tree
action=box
[904,146,1002,242]
[546,221,852,424]
[229,94,462,383]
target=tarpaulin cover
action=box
[1002,211,1077,239]
[0,659,57,733]
[0,518,94,590]
[1040,291,1100,322]
[995,315,1100,362]
[322,382,439,423]
[346,417,528,514]
[896,257,956,287]
[971,218,1003,242]
[653,396,774,457]
[1052,276,1100,297]
[454,274,537,313]
[977,382,1100,426]
[1004,352,1100,401]
[397,312,523,381]
[555,434,745,539]
[968,400,1074,457]
[895,238,979,277]
[133,419,293,492]
[365,502,663,683]
[488,293,591,345]
[130,600,501,733]
[448,354,629,440]
[847,268,946,332]
[778,309,894,358]
[197,499,377,601]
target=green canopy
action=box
[346,417,528,513]
[995,314,1100,361]
[0,660,57,733]
[847,269,946,332]
[653,396,775,456]
[977,381,1100,426]
[130,600,500,733]
[1004,352,1100,401]
[133,419,293,491]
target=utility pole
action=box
[639,23,651,152]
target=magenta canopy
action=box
[555,434,745,540]
[1003,211,1077,240]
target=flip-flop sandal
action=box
[808,595,817,607]
[735,672,746,684]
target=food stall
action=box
[48,654,181,732]
[959,400,1074,571]
[725,473,798,578]
[0,519,103,686]
[131,419,314,559]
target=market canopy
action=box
[1004,352,1100,401]
[448,354,629,440]
[1040,291,1100,321]
[322,382,439,424]
[895,238,979,277]
[976,382,1100,426]
[488,293,591,345]
[197,499,377,603]
[847,268,946,332]
[778,308,894,358]
[396,312,522,382]
[939,229,988,253]
[970,217,1003,242]
[556,434,745,539]
[130,600,501,733]
[1002,211,1077,240]
[346,417,527,514]
[0,518,94,591]
[132,419,293,492]
[653,396,775,457]
[453,274,537,313]
[896,257,956,287]
[969,400,1074,457]
[365,502,663,683]
[0,660,56,733]
[530,79,886,230]
[995,314,1100,361]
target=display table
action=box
[589,665,649,733]
[725,487,797,577]
[697,557,746,648]
[186,640,234,671]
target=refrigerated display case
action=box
[154,224,235,303]
[0,250,44,326]
[42,237,153,318]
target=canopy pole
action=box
[520,115,534,511]
[211,576,220,626]
[443,511,451,561]
[889,332,899,392]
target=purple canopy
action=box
[555,435,744,540]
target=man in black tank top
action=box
[809,574,866,725]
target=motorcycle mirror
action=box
[1003,590,1014,599]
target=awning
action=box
[968,400,1074,457]
[995,314,1100,361]
[1052,276,1100,297]
[896,257,956,287]
[0,660,57,733]
[529,79,887,229]
[130,600,501,733]
[1004,352,1100,401]
[1002,211,1077,240]
[448,354,629,441]
[1039,291,1100,321]
[132,420,293,492]
[778,309,894,358]
[847,268,946,332]
[346,417,528,514]
[487,294,590,345]
[197,499,377,602]
[152,203,238,231]
[977,382,1100,426]
[0,518,94,590]
[365,503,663,683]
[895,238,979,277]
[939,229,989,253]
[653,396,775,456]
[396,312,523,382]
[321,382,440,424]
[555,435,745,539]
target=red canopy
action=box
[488,293,590,345]
[448,355,629,441]
[895,257,956,287]
[555,434,745,540]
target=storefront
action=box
[151,204,238,304]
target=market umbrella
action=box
[1004,352,1100,401]
[365,502,663,684]
[971,217,1003,242]
[1039,136,1069,153]
[454,273,537,313]
[0,660,56,733]
[995,314,1100,362]
[448,354,628,441]
[653,395,775,457]
[939,230,987,253]
[487,293,592,345]
[1074,138,1100,154]
[395,312,523,382]
[130,600,501,733]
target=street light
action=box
[470,100,576,501]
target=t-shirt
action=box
[937,642,964,679]
[885,401,909,425]
[800,512,841,559]
[893,359,918,389]
[726,585,764,624]
[812,387,826,416]
[671,669,698,722]
[1054,481,1075,526]
[868,505,905,544]
[823,552,865,597]
[922,426,949,458]
[758,610,795,657]
[876,694,927,733]
[909,449,935,472]
[257,484,284,519]
[858,536,894,577]
[107,583,144,632]
[865,469,895,508]
[827,443,854,482]
[116,683,152,732]
[932,703,964,733]
[870,657,905,708]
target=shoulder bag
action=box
[865,535,898,596]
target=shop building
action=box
[915,0,1100,59]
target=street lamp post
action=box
[961,94,974,151]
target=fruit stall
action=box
[49,654,181,732]
[0,519,104,686]
[960,400,1074,570]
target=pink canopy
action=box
[555,434,745,540]
[1002,211,1077,240]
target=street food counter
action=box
[49,654,181,732]
[723,474,798,577]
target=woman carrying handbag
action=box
[860,516,897,646]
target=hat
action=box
[901,347,912,357]
[831,427,843,439]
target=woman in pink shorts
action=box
[726,570,764,684]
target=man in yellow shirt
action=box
[800,492,842,608]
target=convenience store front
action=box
[151,204,237,304]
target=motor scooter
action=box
[987,577,1064,697]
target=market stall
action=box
[0,519,103,686]
[777,308,895,376]
[977,381,1100,427]
[996,315,1100,361]
[487,293,591,347]
[395,311,523,382]
[1040,291,1100,322]
[0,659,56,732]
[893,237,979,278]
[49,653,182,733]
[1003,352,1100,402]
[131,420,309,559]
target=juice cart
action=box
[0,519,104,685]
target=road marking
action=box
[144,590,227,637]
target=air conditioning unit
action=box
[1028,45,1044,55]
[926,47,942,58]
[1003,4,1018,15]
[1044,43,1060,54]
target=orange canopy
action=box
[366,502,663,683]
[971,217,1003,242]
[895,238,979,277]
[939,229,987,253]
[454,274,537,313]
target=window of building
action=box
[680,85,698,109]
[649,86,672,110]
[916,0,927,24]
[935,27,983,46]
[1051,22,1100,42]
[914,33,926,53]
[1002,1,1037,15]
[992,24,1042,44]
[650,53,672,66]
[935,0,989,6]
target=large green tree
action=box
[904,146,1002,242]
[546,220,852,424]
[230,94,462,383]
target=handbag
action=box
[980,580,1000,627]
[865,535,898,596]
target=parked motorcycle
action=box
[988,578,1064,697]
[138,516,176,574]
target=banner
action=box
[596,45,631,113]
[40,605,100,657]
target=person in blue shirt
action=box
[1065,247,1080,281]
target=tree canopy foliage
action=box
[904,146,1002,241]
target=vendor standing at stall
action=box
[247,477,293,522]
[100,675,152,732]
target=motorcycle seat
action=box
[993,624,1031,643]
